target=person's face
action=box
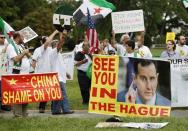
[125,44,132,53]
[103,39,109,47]
[136,36,144,47]
[0,35,5,44]
[18,35,24,44]
[83,42,90,53]
[166,41,174,51]
[134,63,158,103]
[180,36,186,45]
[123,36,130,44]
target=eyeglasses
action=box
[0,37,5,39]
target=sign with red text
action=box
[2,72,62,105]
[89,56,171,117]
[111,10,145,33]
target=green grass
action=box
[1,116,188,131]
[151,48,164,57]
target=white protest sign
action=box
[61,51,75,80]
[19,26,38,43]
[111,10,145,33]
[170,58,188,107]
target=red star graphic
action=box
[7,31,14,38]
[94,8,102,14]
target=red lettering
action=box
[160,108,169,117]
[138,106,148,115]
[101,72,107,84]
[101,58,108,71]
[94,72,101,84]
[109,58,115,71]
[90,101,97,110]
[108,103,115,112]
[94,58,100,70]
[108,73,116,85]
[129,106,137,115]
[99,102,107,111]
[150,107,159,116]
[91,87,97,97]
[100,88,116,99]
[120,104,128,113]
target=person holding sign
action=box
[124,40,140,57]
[50,30,74,115]
[6,32,31,117]
[135,34,152,58]
[74,40,92,105]
[117,59,171,106]
[32,30,59,113]
[175,35,188,58]
[160,40,180,58]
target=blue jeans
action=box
[51,82,71,113]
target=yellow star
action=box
[8,78,18,85]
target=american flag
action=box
[86,8,99,53]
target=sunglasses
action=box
[0,37,5,39]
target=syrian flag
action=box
[183,0,188,8]
[73,0,116,25]
[0,18,15,41]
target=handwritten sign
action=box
[111,10,145,33]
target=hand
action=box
[82,59,88,64]
[23,49,29,54]
[111,30,115,38]
[125,88,137,104]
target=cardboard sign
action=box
[19,26,38,43]
[89,55,171,117]
[111,10,145,33]
[170,58,188,107]
[166,32,175,43]
[2,72,62,105]
[61,51,75,80]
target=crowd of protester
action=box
[0,28,188,117]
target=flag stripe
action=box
[90,0,116,11]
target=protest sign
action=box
[89,55,171,117]
[111,10,145,33]
[96,122,169,129]
[166,32,175,43]
[19,26,38,43]
[170,58,188,107]
[1,72,62,105]
[61,51,75,80]
[0,52,7,79]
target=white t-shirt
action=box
[138,45,152,58]
[175,44,188,58]
[50,48,67,83]
[125,52,141,58]
[104,44,116,54]
[76,54,92,72]
[6,43,30,74]
[0,45,5,54]
[116,44,126,56]
[32,45,52,73]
